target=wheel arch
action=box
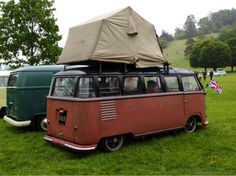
[186,114,202,123]
[33,113,47,131]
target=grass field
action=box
[0,72,236,175]
[163,39,191,69]
[0,39,236,175]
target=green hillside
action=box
[163,33,220,71]
[163,39,190,69]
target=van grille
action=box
[100,101,116,120]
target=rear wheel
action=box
[0,107,6,118]
[185,117,197,133]
[100,135,124,152]
[36,116,47,131]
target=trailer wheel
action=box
[185,116,197,133]
[36,116,47,131]
[101,135,124,152]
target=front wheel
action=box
[100,135,124,152]
[36,116,47,131]
[184,117,197,133]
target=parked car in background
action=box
[214,70,227,76]
[0,71,11,118]
[3,65,64,130]
[207,70,227,77]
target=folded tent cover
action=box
[57,7,168,68]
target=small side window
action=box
[77,77,95,98]
[53,77,77,97]
[98,77,120,97]
[8,74,18,87]
[182,76,200,91]
[165,76,180,92]
[123,76,142,95]
[144,76,162,94]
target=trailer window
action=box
[144,76,162,93]
[98,77,120,97]
[165,76,180,92]
[182,76,200,91]
[53,77,77,97]
[78,77,95,98]
[124,76,142,95]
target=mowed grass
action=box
[0,72,236,175]
[163,39,191,69]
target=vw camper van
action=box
[0,71,11,118]
[4,65,64,130]
[45,67,208,152]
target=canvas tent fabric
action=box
[58,7,168,68]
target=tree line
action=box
[188,25,236,72]
[159,8,236,46]
[158,8,236,72]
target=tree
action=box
[218,25,236,71]
[198,17,214,35]
[211,9,236,32]
[189,38,212,71]
[184,15,197,39]
[199,41,231,71]
[226,38,236,71]
[160,30,174,41]
[174,27,185,40]
[218,25,236,42]
[184,38,195,56]
[0,0,62,68]
[159,38,168,49]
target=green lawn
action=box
[0,73,236,175]
[163,39,191,69]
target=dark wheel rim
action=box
[40,117,47,131]
[185,117,197,133]
[105,135,123,151]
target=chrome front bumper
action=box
[3,115,31,127]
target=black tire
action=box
[36,116,47,131]
[184,117,197,133]
[0,107,6,118]
[100,135,124,152]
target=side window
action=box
[165,76,180,92]
[144,76,162,94]
[77,77,95,98]
[53,77,77,97]
[98,77,120,97]
[8,74,18,87]
[182,76,200,91]
[123,76,142,95]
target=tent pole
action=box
[99,62,102,73]
[125,64,127,73]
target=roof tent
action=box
[58,7,168,68]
